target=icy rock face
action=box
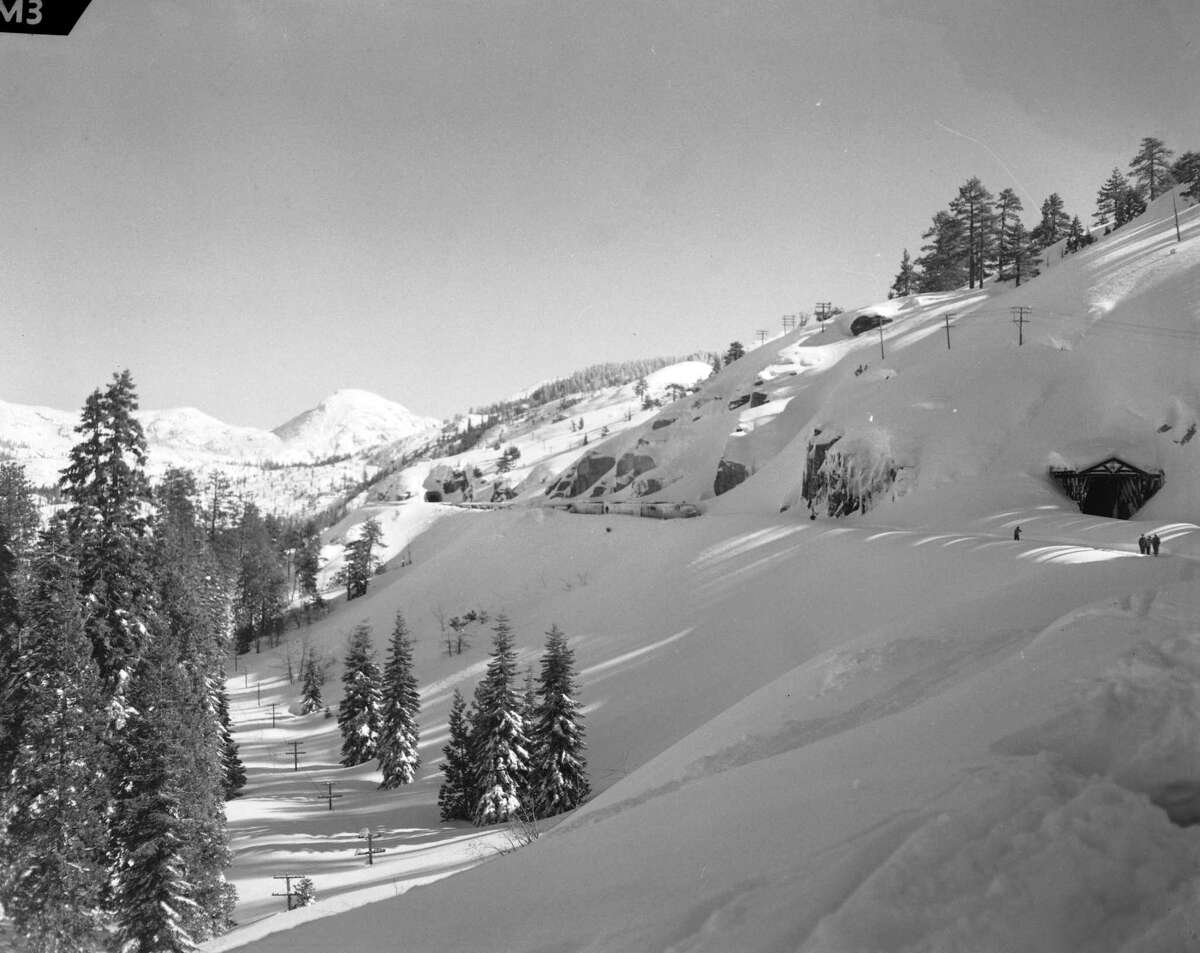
[613,452,656,492]
[802,428,900,517]
[713,459,749,496]
[545,453,617,498]
[423,463,474,501]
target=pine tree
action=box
[338,623,382,766]
[377,611,421,788]
[335,518,383,601]
[1030,193,1071,250]
[0,525,110,953]
[951,177,996,288]
[993,188,1024,281]
[296,531,324,618]
[0,462,40,562]
[143,473,237,941]
[1119,185,1147,225]
[231,503,285,655]
[214,683,246,799]
[1095,167,1133,229]
[1129,136,1174,201]
[0,523,25,785]
[888,248,916,298]
[300,654,324,714]
[472,614,530,826]
[437,689,475,821]
[111,675,199,953]
[724,342,745,365]
[1064,215,1088,253]
[60,370,154,690]
[915,210,967,291]
[1171,150,1200,201]
[1010,220,1035,287]
[529,625,589,818]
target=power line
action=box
[1011,307,1032,346]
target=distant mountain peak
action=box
[271,390,439,458]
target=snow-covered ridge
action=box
[0,389,440,487]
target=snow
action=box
[36,188,1197,952]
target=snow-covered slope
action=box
[542,187,1200,526]
[200,188,1200,953]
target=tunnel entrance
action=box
[1048,457,1164,519]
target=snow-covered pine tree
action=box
[293,877,317,907]
[437,688,475,821]
[529,624,590,818]
[521,666,536,727]
[0,524,110,952]
[471,614,530,826]
[0,462,40,562]
[214,682,246,799]
[149,467,237,942]
[338,623,382,765]
[111,672,199,953]
[0,522,24,785]
[377,611,421,788]
[300,654,324,714]
[59,369,154,692]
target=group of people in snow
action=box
[1012,524,1164,556]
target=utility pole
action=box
[272,874,305,911]
[1173,191,1183,243]
[815,301,832,332]
[285,740,305,771]
[781,314,797,333]
[1010,306,1032,346]
[877,323,886,360]
[319,781,343,812]
[756,329,769,346]
[256,680,261,705]
[268,701,278,728]
[356,829,386,866]
[944,312,954,350]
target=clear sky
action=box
[4,0,1198,427]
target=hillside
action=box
[199,187,1200,953]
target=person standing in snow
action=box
[1013,526,1021,540]
[1151,533,1161,555]
[1138,534,1148,554]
